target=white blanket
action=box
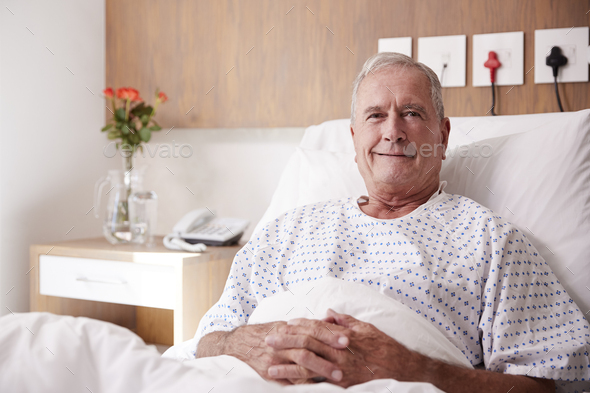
[0,312,445,393]
[3,279,473,392]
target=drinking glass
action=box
[129,190,158,246]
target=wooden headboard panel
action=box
[106,0,590,128]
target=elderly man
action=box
[195,53,589,392]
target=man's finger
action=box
[265,332,343,355]
[287,348,342,381]
[268,349,343,382]
[288,377,314,385]
[326,308,359,328]
[277,322,349,348]
[268,364,312,380]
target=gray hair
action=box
[351,52,444,124]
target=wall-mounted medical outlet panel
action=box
[378,37,412,57]
[418,35,466,87]
[472,31,524,87]
[534,27,589,84]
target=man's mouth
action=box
[374,152,415,158]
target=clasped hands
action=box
[227,308,424,387]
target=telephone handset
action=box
[163,209,249,252]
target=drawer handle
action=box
[76,276,127,285]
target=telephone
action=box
[163,209,249,252]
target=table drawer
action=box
[39,255,175,309]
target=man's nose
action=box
[382,117,407,143]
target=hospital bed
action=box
[1,110,589,393]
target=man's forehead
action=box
[361,67,430,96]
[357,67,433,111]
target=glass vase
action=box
[94,149,144,244]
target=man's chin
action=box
[372,174,418,191]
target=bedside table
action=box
[29,236,241,346]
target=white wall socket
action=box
[472,32,524,87]
[534,27,589,84]
[418,35,466,87]
[378,37,412,57]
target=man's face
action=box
[351,66,450,194]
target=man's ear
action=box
[440,117,451,160]
[350,124,358,163]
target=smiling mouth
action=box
[374,153,415,158]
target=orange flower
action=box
[158,91,168,103]
[103,87,114,98]
[115,87,127,99]
[116,87,141,101]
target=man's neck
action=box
[359,181,440,220]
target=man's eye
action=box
[368,113,383,119]
[405,111,419,117]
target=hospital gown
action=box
[196,183,590,390]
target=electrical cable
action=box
[546,46,567,112]
[440,63,448,86]
[484,51,501,116]
[490,82,496,116]
[554,76,564,112]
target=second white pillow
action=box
[248,277,473,370]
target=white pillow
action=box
[251,151,302,235]
[252,148,365,235]
[297,148,366,207]
[253,110,590,324]
[253,112,569,236]
[257,114,566,233]
[299,119,353,152]
[440,109,590,322]
[248,277,473,370]
[446,112,575,148]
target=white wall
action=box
[131,128,304,242]
[0,0,306,315]
[0,0,107,314]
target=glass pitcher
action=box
[94,168,144,244]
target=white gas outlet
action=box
[472,32,524,87]
[418,35,466,87]
[534,27,589,84]
[378,37,412,57]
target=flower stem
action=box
[125,98,130,121]
[149,100,160,121]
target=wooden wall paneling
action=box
[106,0,590,128]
